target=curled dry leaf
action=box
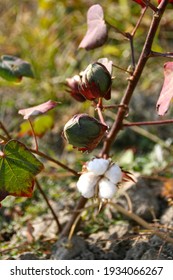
[18,100,59,119]
[66,75,86,102]
[79,4,108,50]
[156,62,173,116]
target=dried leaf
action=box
[79,4,107,50]
[122,170,136,183]
[156,62,173,116]
[161,178,173,202]
[18,100,59,119]
[66,75,86,102]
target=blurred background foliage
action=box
[0,1,172,131]
[1,1,173,258]
[0,0,173,188]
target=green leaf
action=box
[0,55,34,82]
[0,140,44,205]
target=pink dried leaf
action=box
[18,100,59,120]
[156,62,173,116]
[79,4,108,50]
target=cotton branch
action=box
[123,119,173,127]
[150,51,173,59]
[61,0,169,238]
[100,0,169,158]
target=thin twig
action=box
[35,179,62,232]
[106,21,128,39]
[30,148,78,177]
[123,119,173,127]
[131,6,147,37]
[112,64,132,74]
[0,134,8,142]
[110,202,173,244]
[0,121,11,140]
[28,118,38,151]
[60,196,87,237]
[142,0,158,12]
[150,50,173,59]
[96,99,107,126]
[105,110,173,152]
[126,33,136,70]
[68,212,82,243]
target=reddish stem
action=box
[30,148,79,177]
[96,98,107,126]
[150,51,173,59]
[123,119,173,127]
[0,121,11,140]
[142,0,158,12]
[131,6,147,37]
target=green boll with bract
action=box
[63,114,107,152]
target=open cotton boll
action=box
[80,187,95,198]
[87,158,110,175]
[99,178,117,199]
[105,164,122,184]
[77,172,98,197]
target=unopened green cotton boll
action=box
[80,62,112,100]
[63,114,107,152]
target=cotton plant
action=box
[77,158,123,199]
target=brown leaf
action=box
[156,62,173,116]
[18,100,59,119]
[79,4,108,50]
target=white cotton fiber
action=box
[87,158,110,175]
[98,178,117,199]
[77,172,98,198]
[105,164,122,184]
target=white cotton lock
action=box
[98,178,117,199]
[87,158,110,175]
[105,164,122,184]
[80,187,95,198]
[77,172,98,198]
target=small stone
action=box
[51,235,87,260]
